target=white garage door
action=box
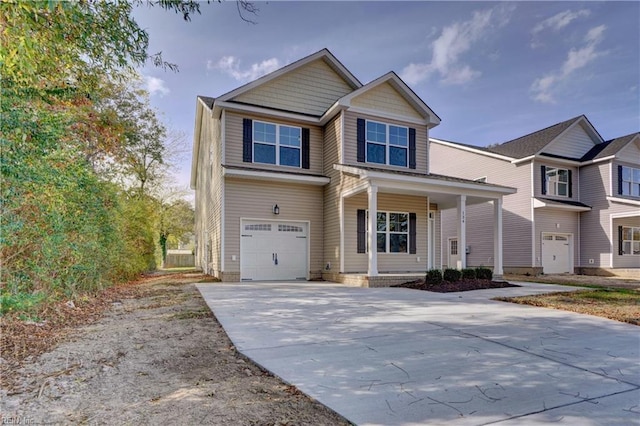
[542,234,571,274]
[240,220,308,281]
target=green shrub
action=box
[475,267,493,280]
[461,268,476,280]
[443,268,462,282]
[425,269,443,285]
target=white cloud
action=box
[531,25,607,103]
[144,76,170,96]
[531,9,591,48]
[532,9,591,34]
[400,5,513,86]
[208,55,281,82]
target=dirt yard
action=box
[0,273,349,425]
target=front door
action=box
[542,233,571,274]
[448,237,460,269]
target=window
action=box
[368,211,409,253]
[253,121,301,167]
[366,120,408,167]
[545,167,569,197]
[621,166,640,197]
[621,226,640,255]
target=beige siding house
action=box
[191,49,515,286]
[431,116,639,278]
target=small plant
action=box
[425,269,443,285]
[461,268,476,280]
[475,267,493,281]
[443,268,462,282]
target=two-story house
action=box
[430,116,639,277]
[191,49,515,285]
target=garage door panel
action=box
[542,234,571,274]
[241,220,308,281]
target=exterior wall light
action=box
[273,204,280,215]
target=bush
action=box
[461,268,476,280]
[443,268,462,282]
[425,269,443,285]
[475,267,493,280]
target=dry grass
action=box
[496,287,640,325]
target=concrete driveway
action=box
[197,281,640,425]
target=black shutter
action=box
[242,118,252,163]
[357,209,366,253]
[357,118,365,163]
[618,165,623,195]
[409,128,416,169]
[302,128,310,169]
[568,170,573,198]
[618,226,624,255]
[409,213,417,254]
[541,165,547,195]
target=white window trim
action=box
[253,120,302,168]
[546,166,569,198]
[621,226,640,256]
[620,166,640,197]
[366,210,410,254]
[365,119,409,168]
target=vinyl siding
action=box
[323,114,342,271]
[343,193,430,273]
[194,109,223,276]
[534,209,579,269]
[224,178,324,276]
[351,82,423,120]
[430,142,533,267]
[579,162,611,267]
[224,111,323,175]
[544,123,597,159]
[232,59,353,116]
[343,110,429,174]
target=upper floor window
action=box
[365,120,408,167]
[620,226,640,256]
[543,166,570,197]
[253,121,301,168]
[620,166,640,197]
[243,118,310,169]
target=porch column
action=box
[493,197,504,279]
[457,195,467,269]
[367,185,378,276]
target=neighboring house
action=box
[191,49,515,285]
[430,116,639,277]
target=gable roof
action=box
[581,132,640,161]
[216,48,361,103]
[335,71,440,126]
[486,116,584,158]
[197,95,215,109]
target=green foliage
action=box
[0,292,46,316]
[461,268,476,280]
[425,269,443,285]
[475,267,493,280]
[443,268,462,282]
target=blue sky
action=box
[133,1,639,191]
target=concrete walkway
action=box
[197,281,640,425]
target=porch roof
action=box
[334,164,516,209]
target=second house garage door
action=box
[542,233,572,274]
[240,220,308,281]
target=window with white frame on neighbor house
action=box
[253,121,301,167]
[621,166,640,197]
[366,120,408,167]
[621,226,640,255]
[545,167,569,197]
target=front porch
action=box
[335,165,517,284]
